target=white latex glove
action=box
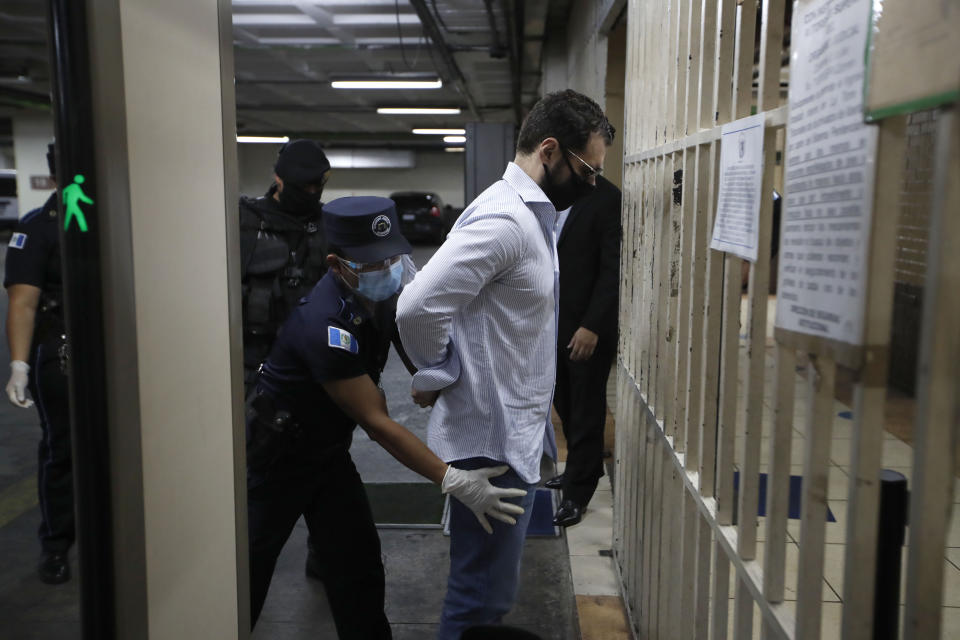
[6,360,33,408]
[441,465,527,534]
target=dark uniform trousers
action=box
[29,336,73,554]
[247,442,392,638]
[554,345,615,508]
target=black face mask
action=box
[278,182,323,216]
[541,154,595,211]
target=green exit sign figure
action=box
[63,174,92,232]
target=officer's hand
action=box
[441,465,527,534]
[567,327,599,362]
[411,387,439,408]
[6,360,33,408]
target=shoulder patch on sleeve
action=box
[327,326,359,354]
[8,233,27,249]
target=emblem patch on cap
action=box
[371,214,391,237]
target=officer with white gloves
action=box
[4,144,74,585]
[245,196,527,638]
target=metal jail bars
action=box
[612,1,958,639]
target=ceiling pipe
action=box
[482,0,507,59]
[407,0,481,121]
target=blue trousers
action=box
[438,458,536,640]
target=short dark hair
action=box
[516,90,615,155]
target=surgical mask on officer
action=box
[541,150,596,211]
[339,257,404,302]
[279,181,323,216]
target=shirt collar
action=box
[502,162,556,214]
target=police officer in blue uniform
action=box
[246,196,528,637]
[4,145,73,584]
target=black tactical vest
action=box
[239,190,328,388]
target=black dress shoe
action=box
[544,473,564,490]
[38,552,70,584]
[552,499,583,528]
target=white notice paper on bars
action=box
[710,113,765,262]
[775,0,878,346]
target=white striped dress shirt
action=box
[396,162,559,484]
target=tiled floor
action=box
[551,379,632,639]
[559,463,631,638]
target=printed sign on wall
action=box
[710,113,766,262]
[775,0,879,345]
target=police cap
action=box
[274,139,331,186]
[323,196,411,263]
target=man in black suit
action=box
[549,174,622,527]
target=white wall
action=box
[540,1,612,108]
[12,113,55,215]
[239,144,466,208]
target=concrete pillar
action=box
[465,122,515,204]
[11,113,54,215]
[85,0,246,636]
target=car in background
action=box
[0,170,19,230]
[389,191,460,244]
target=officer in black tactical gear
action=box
[239,139,334,589]
[4,143,73,584]
[240,139,331,394]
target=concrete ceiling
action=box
[0,0,573,150]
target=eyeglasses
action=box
[565,148,603,180]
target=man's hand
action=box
[566,327,599,362]
[441,465,527,534]
[6,360,33,408]
[411,387,439,408]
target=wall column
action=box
[85,0,246,636]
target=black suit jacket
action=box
[557,175,622,353]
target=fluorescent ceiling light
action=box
[331,79,442,90]
[333,13,420,25]
[255,37,419,46]
[257,37,338,45]
[237,135,290,143]
[443,136,466,143]
[356,37,420,45]
[412,128,466,135]
[444,147,465,153]
[233,14,314,26]
[233,1,405,4]
[378,107,461,115]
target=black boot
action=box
[552,499,583,527]
[38,552,70,584]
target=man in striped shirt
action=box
[397,90,613,638]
